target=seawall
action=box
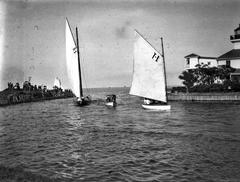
[0,95,73,106]
[168,92,240,102]
[0,90,74,106]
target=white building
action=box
[184,53,217,69]
[218,24,240,81]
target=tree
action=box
[178,69,197,92]
[179,63,238,92]
[194,64,219,85]
[217,65,235,81]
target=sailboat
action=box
[129,30,171,110]
[65,18,91,106]
[54,77,61,88]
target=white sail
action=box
[54,77,61,88]
[65,19,80,98]
[129,31,167,102]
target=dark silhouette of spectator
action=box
[7,82,14,90]
[14,83,20,90]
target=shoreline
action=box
[0,89,74,107]
[0,95,73,107]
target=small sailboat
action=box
[65,18,91,106]
[105,94,117,107]
[54,77,62,89]
[129,30,171,110]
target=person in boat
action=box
[112,94,116,105]
[77,97,85,104]
[106,94,117,105]
[77,97,83,103]
[143,98,167,105]
[78,95,91,103]
[85,95,91,101]
[106,96,111,102]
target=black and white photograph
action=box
[0,0,240,181]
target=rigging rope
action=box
[80,50,90,94]
[78,32,90,95]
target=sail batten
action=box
[66,19,80,98]
[129,31,167,102]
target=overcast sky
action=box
[0,0,240,90]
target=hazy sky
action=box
[0,0,240,90]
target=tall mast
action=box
[161,37,168,103]
[76,27,83,97]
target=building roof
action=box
[200,56,217,59]
[184,53,199,58]
[218,49,240,60]
[234,24,240,32]
[184,53,217,59]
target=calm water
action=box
[0,87,240,182]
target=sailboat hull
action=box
[74,97,91,107]
[105,102,117,107]
[142,104,171,110]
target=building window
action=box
[226,60,231,67]
[186,58,190,65]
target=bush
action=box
[190,84,211,92]
[209,84,224,92]
[178,64,237,93]
[231,82,240,91]
[189,81,240,93]
[171,86,187,93]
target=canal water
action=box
[0,87,240,181]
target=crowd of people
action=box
[6,81,74,98]
[7,81,47,92]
